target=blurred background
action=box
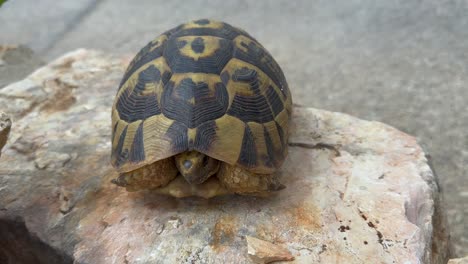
[1,0,467,257]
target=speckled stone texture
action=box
[0,50,449,263]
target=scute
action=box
[119,35,168,89]
[115,65,162,123]
[161,75,229,128]
[164,36,233,74]
[111,19,291,174]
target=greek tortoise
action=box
[111,19,292,197]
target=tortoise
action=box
[110,19,292,197]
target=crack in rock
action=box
[0,217,73,263]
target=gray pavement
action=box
[1,0,467,257]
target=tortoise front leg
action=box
[216,163,285,196]
[111,157,178,192]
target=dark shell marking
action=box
[112,19,291,173]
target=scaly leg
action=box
[216,163,285,196]
[112,157,178,192]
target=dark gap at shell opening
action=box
[202,155,209,167]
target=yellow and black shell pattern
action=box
[111,19,292,175]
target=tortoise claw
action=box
[270,183,286,191]
[111,176,127,187]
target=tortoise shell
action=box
[111,19,292,175]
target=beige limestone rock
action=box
[449,256,468,264]
[0,49,449,263]
[246,236,295,263]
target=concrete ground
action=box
[1,0,467,257]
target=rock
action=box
[59,187,74,214]
[246,236,294,263]
[0,49,450,264]
[449,256,468,264]
[34,151,72,170]
[167,216,182,229]
[0,112,11,156]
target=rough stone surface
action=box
[449,256,468,264]
[0,50,449,263]
[246,236,294,263]
[0,112,11,156]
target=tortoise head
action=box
[174,151,220,184]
